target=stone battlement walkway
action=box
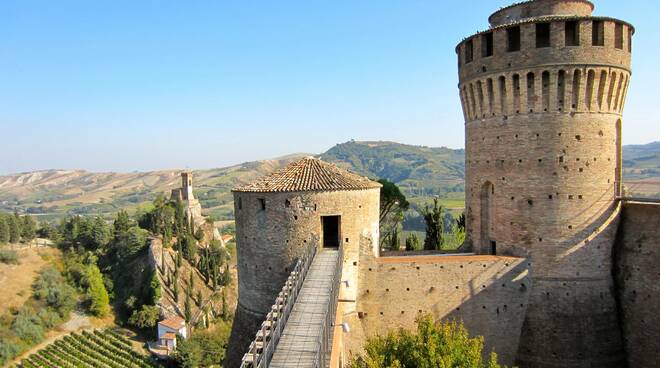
[269,249,339,368]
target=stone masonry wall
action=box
[343,237,532,367]
[614,201,660,368]
[226,188,380,367]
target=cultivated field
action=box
[15,329,158,368]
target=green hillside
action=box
[1,141,659,220]
[320,141,466,211]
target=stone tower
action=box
[181,171,193,201]
[225,157,381,367]
[456,1,633,367]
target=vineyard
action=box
[16,329,160,368]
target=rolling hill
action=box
[0,141,658,221]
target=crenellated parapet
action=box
[457,16,633,123]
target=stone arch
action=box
[498,75,507,115]
[541,71,550,112]
[585,69,596,111]
[607,71,618,111]
[480,181,495,254]
[597,70,608,110]
[572,69,581,110]
[557,70,566,111]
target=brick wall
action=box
[342,237,531,367]
[614,201,660,368]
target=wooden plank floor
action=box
[269,249,339,368]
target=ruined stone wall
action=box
[457,6,633,368]
[226,188,379,367]
[342,237,532,367]
[614,201,660,368]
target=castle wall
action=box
[226,188,380,367]
[457,8,632,368]
[614,201,660,368]
[343,238,531,367]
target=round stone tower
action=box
[225,157,381,367]
[456,1,633,367]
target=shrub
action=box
[350,314,506,368]
[0,338,24,366]
[0,249,19,265]
[12,308,44,345]
[32,266,77,317]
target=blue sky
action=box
[1,1,658,174]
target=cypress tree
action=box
[0,215,10,244]
[422,198,444,250]
[8,213,21,243]
[184,293,192,322]
[196,289,203,307]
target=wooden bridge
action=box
[240,245,342,368]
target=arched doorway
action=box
[480,181,495,254]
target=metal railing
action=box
[311,243,343,368]
[239,243,343,368]
[240,244,318,368]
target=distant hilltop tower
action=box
[456,1,633,367]
[170,171,203,222]
[225,157,381,366]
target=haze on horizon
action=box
[2,0,659,175]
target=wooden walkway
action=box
[269,249,339,368]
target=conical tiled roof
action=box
[232,157,382,193]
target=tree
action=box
[149,270,162,304]
[378,179,410,245]
[184,293,192,322]
[21,216,37,243]
[456,212,466,232]
[37,221,59,240]
[87,265,110,317]
[113,210,132,238]
[350,314,506,368]
[8,213,21,243]
[0,215,10,244]
[221,289,229,321]
[189,270,195,291]
[196,289,203,307]
[387,226,400,251]
[405,233,421,251]
[421,198,444,250]
[173,279,180,303]
[128,305,160,329]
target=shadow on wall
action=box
[515,201,626,368]
[614,201,660,368]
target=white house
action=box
[157,315,187,351]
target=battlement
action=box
[457,18,633,82]
[489,0,594,27]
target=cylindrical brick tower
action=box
[225,157,381,367]
[456,1,633,367]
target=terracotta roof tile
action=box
[232,157,381,193]
[159,315,185,330]
[161,332,176,340]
